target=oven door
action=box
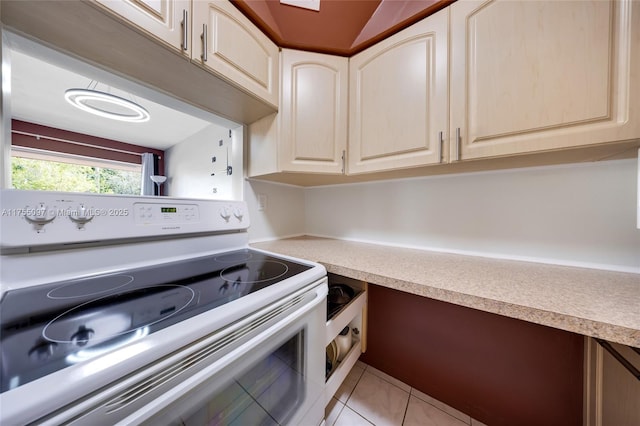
[38,279,327,426]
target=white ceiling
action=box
[10,49,229,151]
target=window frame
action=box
[11,119,164,172]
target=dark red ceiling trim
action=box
[230,0,455,57]
[230,0,287,47]
[350,0,455,54]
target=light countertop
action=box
[252,236,640,348]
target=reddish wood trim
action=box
[230,0,455,57]
[349,0,455,54]
[360,284,584,426]
[11,119,164,174]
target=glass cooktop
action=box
[0,249,312,392]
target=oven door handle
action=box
[112,281,328,426]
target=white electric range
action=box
[0,189,327,425]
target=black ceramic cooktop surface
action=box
[0,249,312,392]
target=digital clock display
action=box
[161,207,177,213]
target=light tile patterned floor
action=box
[325,362,488,426]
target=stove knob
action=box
[219,206,231,222]
[219,283,229,295]
[69,204,95,229]
[71,325,95,347]
[28,341,58,362]
[233,207,244,221]
[24,203,56,231]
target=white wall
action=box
[304,159,640,273]
[245,179,306,242]
[165,124,244,200]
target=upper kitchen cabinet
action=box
[348,7,448,174]
[248,49,348,177]
[279,49,348,174]
[93,0,191,56]
[192,0,280,108]
[450,0,640,161]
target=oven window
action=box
[160,331,306,426]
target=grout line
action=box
[352,362,478,426]
[350,407,375,425]
[400,392,411,426]
[345,365,366,404]
[336,362,367,406]
[327,397,345,426]
[364,365,411,394]
[409,387,472,425]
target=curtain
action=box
[140,152,156,195]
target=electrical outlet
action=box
[258,194,267,211]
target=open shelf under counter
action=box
[324,274,368,405]
[326,286,367,346]
[325,337,362,406]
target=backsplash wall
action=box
[304,159,640,273]
[245,179,306,242]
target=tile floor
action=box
[325,361,488,426]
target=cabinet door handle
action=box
[455,127,461,161]
[201,24,208,62]
[341,150,346,175]
[181,9,188,51]
[438,131,444,163]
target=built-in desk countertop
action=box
[252,236,640,348]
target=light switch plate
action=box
[258,194,267,211]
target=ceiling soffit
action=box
[230,0,454,57]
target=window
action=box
[11,147,141,195]
[10,120,164,195]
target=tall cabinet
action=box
[348,7,449,174]
[449,0,640,161]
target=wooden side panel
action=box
[585,338,640,426]
[360,284,584,426]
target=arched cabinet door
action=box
[94,0,191,56]
[279,49,348,174]
[192,0,279,108]
[348,7,449,175]
[450,0,640,161]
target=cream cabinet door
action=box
[348,8,448,174]
[585,338,640,426]
[279,49,348,174]
[192,0,279,108]
[450,0,640,161]
[94,0,190,55]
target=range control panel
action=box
[0,190,249,249]
[133,203,200,225]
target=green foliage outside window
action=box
[11,157,141,195]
